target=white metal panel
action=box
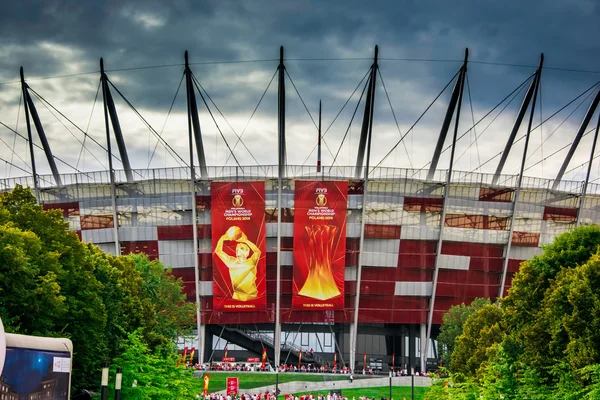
[198,238,212,253]
[362,251,397,267]
[198,281,213,296]
[400,225,440,241]
[81,228,114,243]
[345,266,357,281]
[348,194,363,209]
[158,240,194,255]
[446,198,513,216]
[118,226,158,241]
[267,223,293,237]
[443,227,509,245]
[363,239,400,254]
[438,254,470,270]
[515,202,544,219]
[96,242,117,255]
[394,281,433,296]
[508,245,542,260]
[346,223,362,238]
[265,192,294,206]
[159,253,195,268]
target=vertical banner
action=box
[203,374,210,395]
[189,347,195,364]
[298,350,302,368]
[261,348,267,369]
[293,181,347,310]
[333,352,337,370]
[211,182,266,311]
[226,377,239,396]
[391,353,395,371]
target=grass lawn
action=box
[279,386,427,400]
[200,372,348,392]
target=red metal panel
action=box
[360,295,404,309]
[361,267,397,281]
[507,259,524,273]
[198,253,212,267]
[364,224,401,239]
[479,187,514,202]
[399,240,437,254]
[437,270,501,285]
[359,281,395,295]
[396,267,433,282]
[469,256,504,272]
[43,201,80,217]
[398,254,436,268]
[543,206,577,222]
[196,195,211,210]
[267,279,292,294]
[157,225,193,240]
[266,266,293,280]
[392,310,428,324]
[200,266,212,281]
[512,231,541,247]
[170,267,196,282]
[266,252,293,266]
[403,197,443,212]
[121,240,159,259]
[442,241,504,257]
[435,283,499,299]
[283,310,353,323]
[345,281,357,295]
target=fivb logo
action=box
[231,188,244,207]
[315,187,328,207]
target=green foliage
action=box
[450,303,505,379]
[431,225,600,398]
[437,298,489,368]
[0,186,194,390]
[108,329,203,399]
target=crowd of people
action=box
[201,393,414,400]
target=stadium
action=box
[2,46,600,376]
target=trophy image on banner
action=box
[298,224,342,300]
[214,226,261,301]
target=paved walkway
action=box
[208,374,431,395]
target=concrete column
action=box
[408,324,416,371]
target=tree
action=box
[109,329,204,399]
[0,186,195,390]
[450,303,505,379]
[437,298,489,368]
[502,225,600,382]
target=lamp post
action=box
[100,362,109,400]
[388,369,392,400]
[114,368,122,400]
[411,368,415,400]
[276,367,279,396]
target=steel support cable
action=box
[375,69,461,169]
[0,135,31,172]
[301,68,371,167]
[0,120,84,174]
[0,156,32,175]
[471,80,600,173]
[27,86,115,160]
[190,72,265,173]
[107,79,188,168]
[465,72,481,167]
[147,71,185,169]
[284,68,342,171]
[525,85,598,163]
[329,72,370,170]
[77,78,102,169]
[454,74,531,169]
[223,68,278,168]
[539,78,544,176]
[8,92,22,177]
[419,73,535,173]
[30,89,107,170]
[377,68,413,168]
[495,126,597,187]
[190,74,244,170]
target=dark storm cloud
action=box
[1,0,600,179]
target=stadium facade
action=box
[4,48,600,374]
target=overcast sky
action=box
[1,0,600,186]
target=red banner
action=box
[247,357,260,363]
[261,348,267,369]
[189,347,195,364]
[333,352,337,370]
[203,374,210,395]
[211,182,267,311]
[293,181,347,310]
[227,377,239,396]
